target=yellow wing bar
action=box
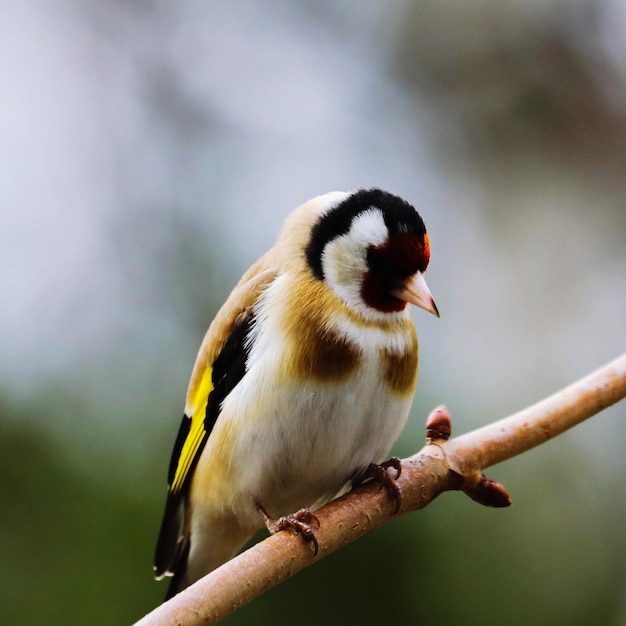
[170,366,213,494]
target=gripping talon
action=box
[256,504,320,555]
[352,457,403,514]
[379,457,402,479]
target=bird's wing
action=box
[153,261,278,579]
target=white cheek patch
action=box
[321,208,388,280]
[320,208,392,319]
[321,236,364,291]
[348,208,388,247]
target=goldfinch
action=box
[154,188,438,598]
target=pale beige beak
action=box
[391,271,439,317]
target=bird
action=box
[153,188,439,599]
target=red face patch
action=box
[361,271,408,312]
[380,233,430,275]
[361,233,431,312]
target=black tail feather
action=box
[164,539,190,601]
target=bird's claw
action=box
[257,504,320,555]
[352,457,403,514]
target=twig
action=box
[134,352,626,626]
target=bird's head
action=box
[304,188,439,321]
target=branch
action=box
[135,352,626,626]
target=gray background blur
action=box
[1,1,625,624]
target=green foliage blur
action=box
[2,2,625,625]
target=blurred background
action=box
[1,1,625,624]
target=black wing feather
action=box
[153,310,255,585]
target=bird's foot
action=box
[352,457,403,514]
[256,504,320,555]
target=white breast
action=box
[224,358,411,525]
[212,278,415,525]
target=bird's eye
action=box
[366,247,397,284]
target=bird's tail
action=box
[164,516,256,600]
